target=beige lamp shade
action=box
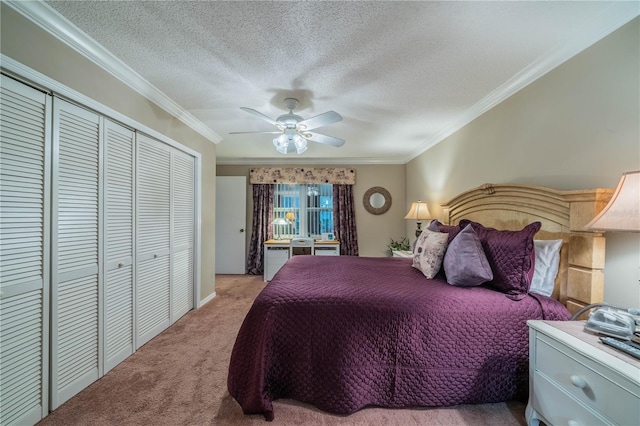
[404,201,431,237]
[404,201,431,221]
[585,170,640,232]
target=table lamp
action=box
[404,200,431,237]
[271,217,288,240]
[574,170,640,327]
[285,212,296,236]
[585,170,640,232]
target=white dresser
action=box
[263,239,340,281]
[526,320,640,426]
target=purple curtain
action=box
[247,184,274,275]
[333,185,359,256]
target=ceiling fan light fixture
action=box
[273,134,289,154]
[294,135,307,154]
[235,98,344,154]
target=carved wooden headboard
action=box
[442,183,613,316]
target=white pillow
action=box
[529,239,563,297]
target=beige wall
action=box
[406,18,640,307]
[217,164,406,258]
[1,4,218,299]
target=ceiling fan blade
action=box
[229,131,282,135]
[303,131,345,147]
[298,111,342,131]
[240,107,282,127]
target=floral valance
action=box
[249,167,356,185]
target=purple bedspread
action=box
[227,256,570,420]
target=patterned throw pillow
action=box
[412,229,449,279]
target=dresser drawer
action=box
[533,371,608,426]
[266,247,290,260]
[536,337,640,426]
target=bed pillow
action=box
[529,239,563,297]
[412,229,449,279]
[443,224,493,287]
[459,219,541,299]
[427,219,461,243]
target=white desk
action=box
[263,239,340,281]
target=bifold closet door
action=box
[136,134,171,348]
[0,76,51,425]
[103,120,134,372]
[50,99,101,409]
[171,149,195,322]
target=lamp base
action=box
[415,222,423,238]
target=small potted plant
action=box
[387,237,411,256]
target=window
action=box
[273,184,333,238]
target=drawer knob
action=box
[570,375,587,389]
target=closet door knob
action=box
[240,228,245,233]
[118,263,124,268]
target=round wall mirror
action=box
[363,186,392,215]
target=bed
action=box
[227,183,613,421]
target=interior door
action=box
[215,176,247,274]
[103,119,134,373]
[0,75,51,425]
[50,98,101,409]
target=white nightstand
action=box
[392,250,413,258]
[526,320,640,426]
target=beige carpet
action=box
[38,274,526,425]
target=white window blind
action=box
[273,184,333,238]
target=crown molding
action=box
[216,156,406,166]
[5,0,222,144]
[1,54,201,160]
[405,2,640,163]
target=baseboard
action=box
[198,291,217,308]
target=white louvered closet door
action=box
[0,76,51,425]
[103,120,134,373]
[136,134,171,348]
[50,99,101,409]
[171,149,195,323]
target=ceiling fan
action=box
[230,98,345,154]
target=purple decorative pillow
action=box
[427,219,461,243]
[443,224,493,287]
[411,229,449,279]
[459,219,541,299]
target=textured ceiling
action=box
[39,1,638,164]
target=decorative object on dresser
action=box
[404,200,431,237]
[526,320,640,426]
[387,236,411,256]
